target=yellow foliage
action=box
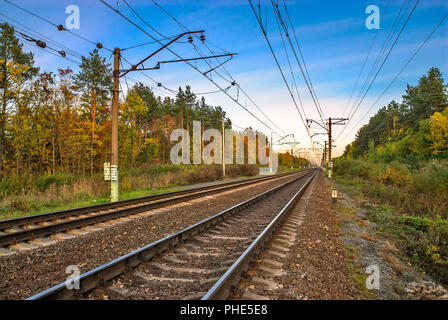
[429,108,448,155]
[0,58,31,85]
[377,162,411,186]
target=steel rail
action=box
[0,170,307,247]
[202,169,317,300]
[0,170,302,231]
[26,169,316,300]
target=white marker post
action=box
[332,189,338,204]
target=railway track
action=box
[0,170,305,251]
[204,171,316,300]
[27,169,317,300]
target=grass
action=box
[0,183,184,220]
[335,176,448,285]
[0,164,302,220]
[341,241,375,299]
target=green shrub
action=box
[411,164,448,197]
[35,173,75,192]
[377,161,411,186]
[350,160,372,179]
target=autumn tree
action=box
[0,23,38,176]
[74,49,112,175]
[429,107,448,156]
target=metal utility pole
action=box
[326,118,347,178]
[270,132,273,174]
[324,141,327,174]
[110,48,120,202]
[307,117,347,178]
[328,117,332,178]
[104,31,236,203]
[222,115,225,177]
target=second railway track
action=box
[0,170,306,251]
[27,169,317,300]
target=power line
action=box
[148,0,289,137]
[344,0,410,123]
[1,18,177,101]
[0,24,84,65]
[337,12,448,144]
[100,0,279,134]
[342,0,391,119]
[270,2,308,122]
[282,0,326,123]
[336,0,420,141]
[2,0,112,52]
[121,36,187,51]
[248,0,313,141]
[273,0,327,127]
[149,0,231,55]
[0,14,84,60]
[124,74,177,98]
[275,3,307,124]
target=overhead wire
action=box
[341,0,391,119]
[148,0,289,137]
[0,17,176,101]
[344,0,411,123]
[335,0,420,141]
[100,0,278,134]
[248,0,313,142]
[0,14,84,60]
[273,0,326,127]
[270,1,308,122]
[348,0,411,117]
[337,12,448,144]
[2,0,112,52]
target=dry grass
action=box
[0,164,260,219]
[380,241,400,255]
[379,252,406,275]
[360,232,377,242]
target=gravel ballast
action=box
[0,172,305,299]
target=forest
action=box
[342,67,447,162]
[0,22,309,216]
[334,67,448,284]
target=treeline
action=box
[343,67,448,164]
[336,67,448,218]
[0,23,235,178]
[278,152,309,168]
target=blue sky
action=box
[1,0,447,161]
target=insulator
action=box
[188,35,193,43]
[36,40,46,48]
[57,25,64,31]
[200,34,205,43]
[59,50,66,57]
[96,43,103,49]
[231,81,236,86]
[131,65,136,70]
[157,83,162,87]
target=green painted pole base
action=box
[111,180,119,202]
